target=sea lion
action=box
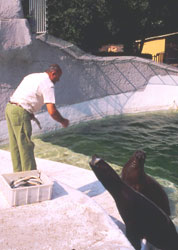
[121,150,171,215]
[89,155,178,250]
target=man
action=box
[5,64,69,172]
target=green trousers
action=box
[5,103,37,172]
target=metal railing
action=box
[29,0,47,34]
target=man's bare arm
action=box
[46,103,69,128]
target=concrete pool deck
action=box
[0,149,136,250]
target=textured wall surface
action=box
[0,0,23,18]
[0,0,32,52]
[0,19,32,51]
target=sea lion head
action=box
[121,150,146,185]
[89,155,111,175]
[125,150,146,170]
[90,155,101,167]
[89,155,121,188]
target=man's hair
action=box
[46,64,62,73]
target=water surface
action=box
[36,111,178,185]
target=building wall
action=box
[142,38,165,57]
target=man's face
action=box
[49,70,62,83]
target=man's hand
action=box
[61,118,69,128]
[46,103,69,128]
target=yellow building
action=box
[136,32,178,64]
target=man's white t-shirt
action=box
[10,72,55,113]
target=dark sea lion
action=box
[89,155,178,250]
[121,150,171,216]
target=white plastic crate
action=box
[0,170,53,206]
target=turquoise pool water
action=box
[40,111,178,185]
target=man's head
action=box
[46,64,62,84]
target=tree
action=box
[47,0,110,51]
[163,0,178,33]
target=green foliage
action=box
[47,0,110,51]
[21,0,178,53]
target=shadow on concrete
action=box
[52,181,68,199]
[110,215,126,233]
[78,180,105,197]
